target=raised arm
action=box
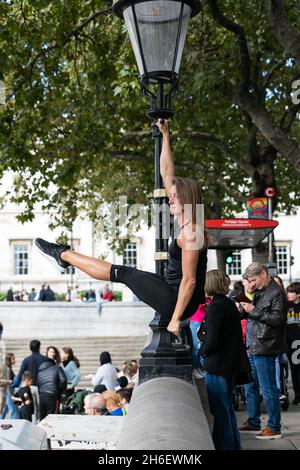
[156,119,175,197]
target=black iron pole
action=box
[154,82,166,278]
[153,125,164,277]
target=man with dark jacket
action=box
[239,262,287,440]
[6,287,14,301]
[38,284,46,301]
[43,285,56,302]
[37,359,67,420]
[14,340,47,387]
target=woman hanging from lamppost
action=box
[35,120,208,337]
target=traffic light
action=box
[290,255,295,266]
[225,250,234,265]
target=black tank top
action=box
[166,221,207,306]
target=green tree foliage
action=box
[0,0,299,248]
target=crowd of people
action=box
[4,283,115,303]
[191,264,300,449]
[6,285,56,302]
[0,339,138,422]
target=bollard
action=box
[117,377,214,450]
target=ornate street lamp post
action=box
[113,0,201,383]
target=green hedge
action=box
[113,291,122,301]
[55,293,66,301]
[0,292,6,301]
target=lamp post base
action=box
[139,357,193,385]
[141,313,191,357]
[139,312,192,384]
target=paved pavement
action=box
[196,378,300,450]
[236,402,300,450]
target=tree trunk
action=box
[216,250,226,273]
[267,0,300,73]
[252,241,269,263]
[236,91,300,174]
[250,140,277,263]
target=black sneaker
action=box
[35,238,71,273]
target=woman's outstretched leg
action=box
[35,238,182,323]
[35,238,111,281]
[62,250,111,281]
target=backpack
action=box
[62,389,91,415]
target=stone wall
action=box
[0,301,154,338]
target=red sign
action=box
[205,218,279,249]
[205,218,278,230]
[264,187,276,198]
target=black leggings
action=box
[110,265,197,325]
